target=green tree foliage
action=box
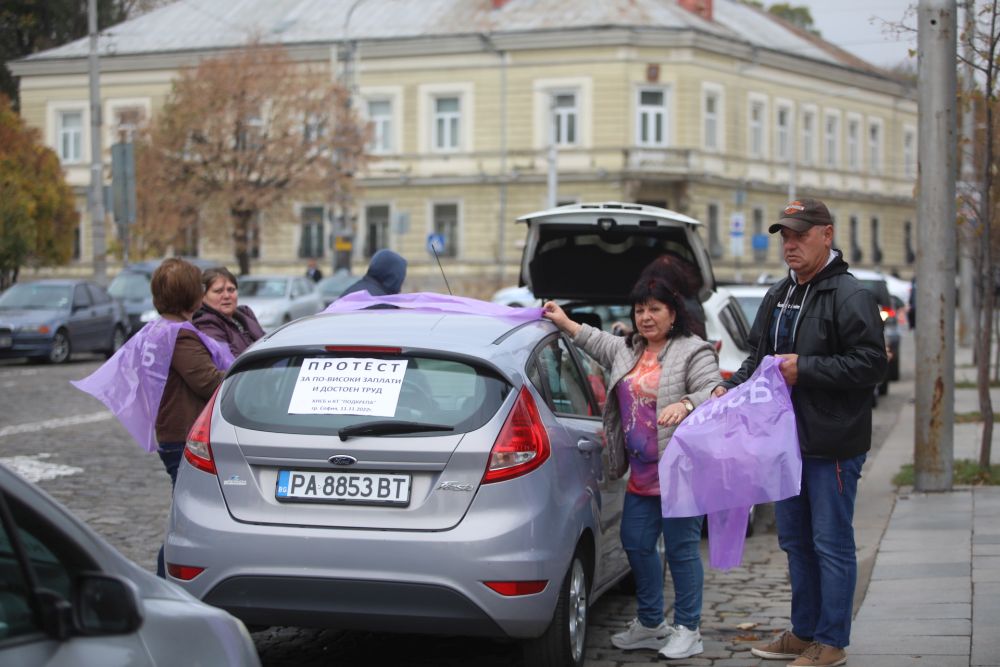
[766,3,822,37]
[0,95,77,289]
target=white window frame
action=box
[636,86,670,148]
[846,113,862,172]
[418,83,474,154]
[360,85,403,155]
[701,83,724,153]
[823,110,840,169]
[48,103,88,165]
[903,125,917,178]
[550,91,579,147]
[427,200,462,258]
[532,77,592,150]
[433,96,461,152]
[747,94,768,159]
[775,99,793,163]
[868,117,884,174]
[366,98,394,154]
[800,106,817,166]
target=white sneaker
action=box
[658,624,704,659]
[610,618,671,650]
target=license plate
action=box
[0,335,10,348]
[276,470,411,505]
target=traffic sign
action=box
[426,233,446,255]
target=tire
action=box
[105,326,126,359]
[523,550,591,667]
[746,505,756,537]
[47,329,71,364]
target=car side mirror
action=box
[73,573,144,636]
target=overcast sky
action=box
[793,0,918,68]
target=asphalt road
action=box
[0,349,907,666]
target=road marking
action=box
[0,453,84,482]
[0,412,113,438]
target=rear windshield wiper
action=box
[337,421,455,441]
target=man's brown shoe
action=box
[787,642,847,667]
[750,630,812,659]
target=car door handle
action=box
[576,439,598,454]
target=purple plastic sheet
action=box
[659,356,802,569]
[324,291,544,323]
[71,319,234,453]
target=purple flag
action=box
[659,355,802,569]
[71,319,234,453]
[324,291,544,323]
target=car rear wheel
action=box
[105,325,126,358]
[523,549,591,667]
[47,329,71,364]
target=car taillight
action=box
[184,387,220,475]
[720,370,733,380]
[482,386,550,484]
[483,580,548,596]
[880,307,895,322]
[167,563,205,581]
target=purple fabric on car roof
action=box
[71,319,234,453]
[324,291,544,323]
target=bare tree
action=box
[139,41,368,275]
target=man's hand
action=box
[711,385,728,398]
[776,353,799,385]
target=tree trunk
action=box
[232,208,253,276]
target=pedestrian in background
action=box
[715,199,887,667]
[340,249,407,298]
[193,266,265,356]
[543,277,721,661]
[305,258,323,283]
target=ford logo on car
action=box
[328,455,358,466]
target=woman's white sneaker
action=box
[658,625,704,659]
[610,618,672,650]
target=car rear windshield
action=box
[857,280,891,307]
[221,352,511,436]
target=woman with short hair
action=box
[193,266,265,356]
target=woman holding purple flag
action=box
[543,277,721,661]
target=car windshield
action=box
[734,295,765,325]
[221,353,510,436]
[0,284,72,310]
[241,280,288,298]
[108,272,151,301]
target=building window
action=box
[303,113,325,144]
[637,88,667,147]
[433,96,460,151]
[776,105,791,162]
[801,109,815,165]
[364,204,390,258]
[299,206,325,259]
[552,92,578,147]
[868,121,882,173]
[749,99,765,158]
[871,217,883,264]
[707,203,722,258]
[432,203,459,258]
[367,99,392,154]
[111,105,146,143]
[903,128,916,178]
[847,118,860,171]
[703,90,720,152]
[849,215,862,263]
[904,220,916,264]
[824,114,839,169]
[57,110,83,163]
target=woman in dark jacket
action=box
[193,266,265,356]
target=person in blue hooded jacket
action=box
[340,249,407,298]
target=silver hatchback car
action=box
[166,308,628,667]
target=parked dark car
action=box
[0,280,128,364]
[852,269,900,395]
[108,257,221,334]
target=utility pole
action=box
[547,94,558,209]
[87,0,106,284]
[958,0,977,348]
[914,0,957,492]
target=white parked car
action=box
[725,284,770,330]
[238,275,324,332]
[490,285,540,308]
[703,287,753,381]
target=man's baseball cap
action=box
[769,198,834,233]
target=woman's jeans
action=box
[620,492,704,630]
[775,453,865,649]
[155,442,185,578]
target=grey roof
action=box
[22,0,866,72]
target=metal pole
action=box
[547,95,558,208]
[88,0,106,284]
[915,0,957,492]
[958,0,977,348]
[497,47,508,285]
[788,110,796,202]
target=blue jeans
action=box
[155,442,185,578]
[775,453,866,649]
[620,492,704,630]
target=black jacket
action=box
[341,249,407,298]
[722,251,887,459]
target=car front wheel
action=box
[47,329,71,364]
[105,325,126,358]
[523,549,591,667]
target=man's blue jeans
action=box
[775,453,865,649]
[620,492,704,630]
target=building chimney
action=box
[491,0,511,9]
[678,0,713,21]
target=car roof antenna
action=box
[430,245,453,295]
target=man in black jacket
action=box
[714,199,887,667]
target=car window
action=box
[73,285,91,309]
[0,285,73,311]
[719,299,751,352]
[221,353,511,436]
[529,337,593,417]
[573,347,607,412]
[242,280,288,298]
[86,283,111,305]
[107,272,151,301]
